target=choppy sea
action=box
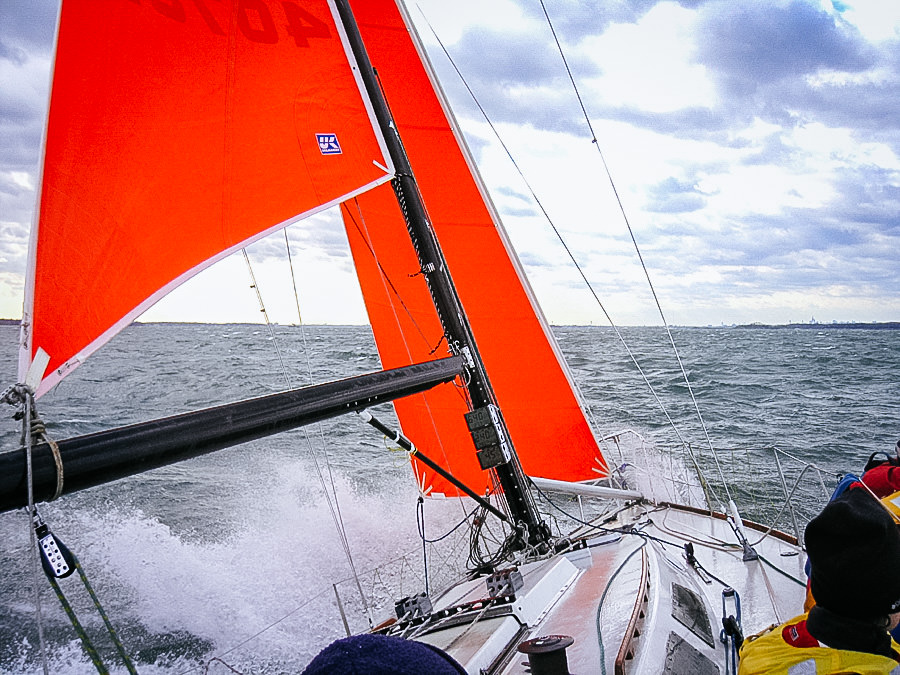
[1,323,898,673]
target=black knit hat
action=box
[302,634,467,675]
[806,487,900,619]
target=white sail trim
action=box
[327,0,395,176]
[24,348,50,393]
[17,4,63,391]
[28,173,393,399]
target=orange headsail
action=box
[21,0,393,396]
[344,0,608,495]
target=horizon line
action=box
[2,319,899,329]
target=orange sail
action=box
[21,0,393,396]
[344,0,608,495]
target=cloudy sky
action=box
[1,0,898,326]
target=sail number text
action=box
[134,0,331,46]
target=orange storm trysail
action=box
[342,0,608,495]
[20,0,393,396]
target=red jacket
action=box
[863,464,900,498]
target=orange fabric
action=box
[24,0,390,393]
[343,0,607,495]
[804,580,816,613]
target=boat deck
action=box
[415,501,807,674]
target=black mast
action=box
[333,0,549,548]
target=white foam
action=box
[3,460,472,673]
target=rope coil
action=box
[3,386,65,502]
[30,412,64,501]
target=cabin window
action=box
[671,583,715,647]
[663,632,719,675]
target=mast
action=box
[333,0,549,548]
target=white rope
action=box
[21,389,51,675]
[48,437,63,500]
[30,412,64,500]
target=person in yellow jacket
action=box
[739,487,900,674]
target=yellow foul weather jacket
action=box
[738,613,900,675]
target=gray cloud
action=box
[0,1,58,53]
[696,1,872,96]
[0,3,57,175]
[245,212,353,264]
[644,198,900,300]
[425,15,600,135]
[645,177,708,213]
[3,0,899,324]
[520,0,706,43]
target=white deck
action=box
[411,500,807,674]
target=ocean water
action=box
[0,323,898,673]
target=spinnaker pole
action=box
[0,357,464,513]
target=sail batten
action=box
[21,0,394,396]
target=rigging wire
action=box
[241,249,290,385]
[175,584,338,675]
[420,502,482,544]
[241,243,373,624]
[529,476,806,589]
[283,234,373,623]
[536,0,732,505]
[415,7,719,510]
[343,198,475,523]
[282,228,304,330]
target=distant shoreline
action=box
[732,322,900,330]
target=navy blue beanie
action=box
[806,487,900,619]
[302,634,467,675]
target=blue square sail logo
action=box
[317,133,342,155]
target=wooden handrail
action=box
[614,546,650,675]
